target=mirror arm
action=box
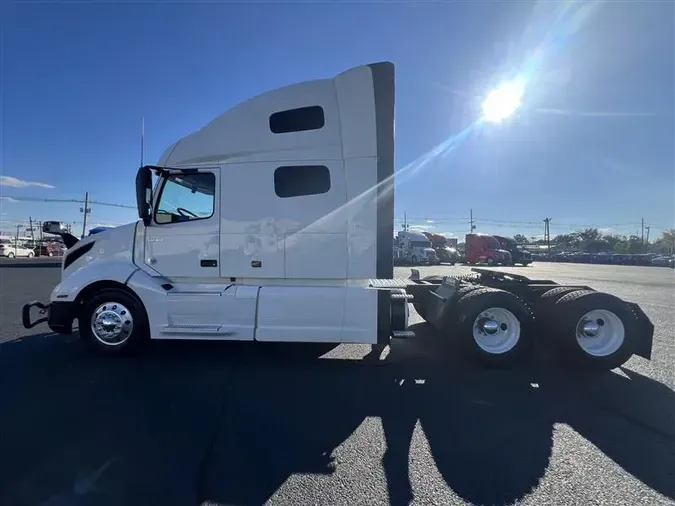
[60,233,80,249]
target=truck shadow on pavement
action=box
[0,324,673,506]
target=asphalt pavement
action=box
[0,261,673,506]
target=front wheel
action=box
[27,251,34,258]
[79,289,150,356]
[551,290,637,371]
[446,288,535,368]
[486,257,495,266]
[6,252,14,259]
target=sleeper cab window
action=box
[269,106,325,134]
[274,165,331,198]
[155,172,216,224]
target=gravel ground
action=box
[0,261,673,506]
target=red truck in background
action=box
[464,233,512,266]
[422,232,459,264]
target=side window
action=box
[154,172,216,224]
[269,106,325,134]
[274,165,331,198]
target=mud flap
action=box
[625,301,654,360]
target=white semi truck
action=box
[23,62,655,370]
[395,230,439,265]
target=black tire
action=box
[412,287,435,322]
[486,257,495,266]
[7,252,14,259]
[413,297,430,321]
[411,255,418,264]
[79,288,150,356]
[434,284,486,322]
[455,284,485,300]
[442,287,535,368]
[538,287,582,322]
[414,283,483,321]
[550,290,637,371]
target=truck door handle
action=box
[200,259,218,267]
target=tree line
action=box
[511,228,675,255]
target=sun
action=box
[481,81,524,123]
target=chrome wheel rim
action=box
[90,302,134,346]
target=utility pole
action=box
[641,217,645,247]
[645,225,650,252]
[28,216,35,244]
[14,224,21,255]
[402,211,408,231]
[543,217,551,256]
[470,209,476,232]
[80,192,91,239]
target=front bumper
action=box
[22,301,75,334]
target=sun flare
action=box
[482,81,524,123]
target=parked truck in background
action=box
[493,235,532,266]
[21,61,655,372]
[422,232,458,264]
[464,233,512,266]
[396,230,439,265]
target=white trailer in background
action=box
[23,62,655,371]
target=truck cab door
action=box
[144,168,220,279]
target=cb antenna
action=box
[140,116,145,166]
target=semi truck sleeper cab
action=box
[22,62,655,371]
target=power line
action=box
[395,215,673,231]
[0,195,135,209]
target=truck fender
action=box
[50,260,140,303]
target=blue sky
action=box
[1,0,673,241]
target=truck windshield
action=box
[411,241,430,248]
[155,172,216,224]
[488,239,500,250]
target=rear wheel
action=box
[538,287,582,321]
[413,295,430,321]
[415,283,483,322]
[444,288,535,368]
[551,290,636,370]
[27,251,34,258]
[7,252,14,259]
[79,289,150,356]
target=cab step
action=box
[392,330,415,339]
[161,324,232,335]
